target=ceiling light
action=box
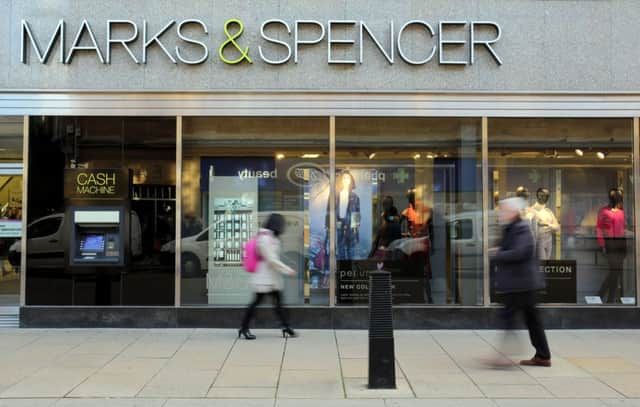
[276,153,285,160]
[413,153,421,160]
[596,151,606,160]
[575,148,584,157]
[426,153,435,159]
[301,153,320,159]
[368,153,376,160]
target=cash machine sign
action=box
[65,169,125,198]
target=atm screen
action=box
[80,234,105,252]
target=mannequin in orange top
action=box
[401,189,434,304]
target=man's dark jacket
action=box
[493,217,544,294]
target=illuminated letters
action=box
[66,20,104,64]
[106,20,139,64]
[327,20,357,64]
[294,20,325,64]
[75,171,118,195]
[19,18,503,67]
[259,19,292,65]
[21,20,65,64]
[176,19,209,65]
[142,20,177,64]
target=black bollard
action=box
[368,270,396,389]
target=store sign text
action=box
[75,172,118,195]
[20,18,503,66]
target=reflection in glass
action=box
[334,117,483,305]
[26,117,176,305]
[0,117,23,306]
[489,118,635,305]
[180,117,329,306]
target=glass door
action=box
[0,117,23,306]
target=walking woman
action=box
[239,213,297,340]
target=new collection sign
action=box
[20,18,503,66]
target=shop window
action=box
[489,118,635,305]
[181,117,329,306]
[0,116,24,306]
[334,117,483,306]
[26,117,176,306]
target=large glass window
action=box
[0,117,23,306]
[334,118,483,305]
[26,117,176,305]
[489,118,635,305]
[181,117,329,306]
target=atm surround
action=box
[69,208,124,266]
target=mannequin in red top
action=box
[596,188,627,304]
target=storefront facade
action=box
[1,0,640,327]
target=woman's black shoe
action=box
[238,328,256,340]
[282,327,297,338]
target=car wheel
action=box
[181,252,202,278]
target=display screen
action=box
[81,234,105,252]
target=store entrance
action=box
[0,117,24,307]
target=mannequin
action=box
[597,188,626,303]
[369,195,396,258]
[400,189,434,304]
[401,189,417,237]
[516,186,535,222]
[530,188,560,260]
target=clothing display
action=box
[530,202,560,260]
[596,207,626,247]
[330,189,360,260]
[596,205,627,303]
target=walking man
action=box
[491,197,551,367]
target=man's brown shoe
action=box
[520,357,551,367]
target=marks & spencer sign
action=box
[20,18,503,67]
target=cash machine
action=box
[64,168,131,304]
[69,208,124,266]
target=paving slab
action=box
[164,400,274,407]
[1,367,95,398]
[386,400,496,407]
[566,358,640,374]
[341,358,402,378]
[478,384,553,399]
[343,377,414,399]
[0,400,58,407]
[602,400,640,407]
[494,399,609,407]
[137,367,218,397]
[214,365,280,388]
[278,400,385,407]
[536,377,624,398]
[277,369,344,399]
[208,386,276,398]
[53,399,165,407]
[596,374,640,398]
[68,358,167,398]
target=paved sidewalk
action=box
[1,329,640,406]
